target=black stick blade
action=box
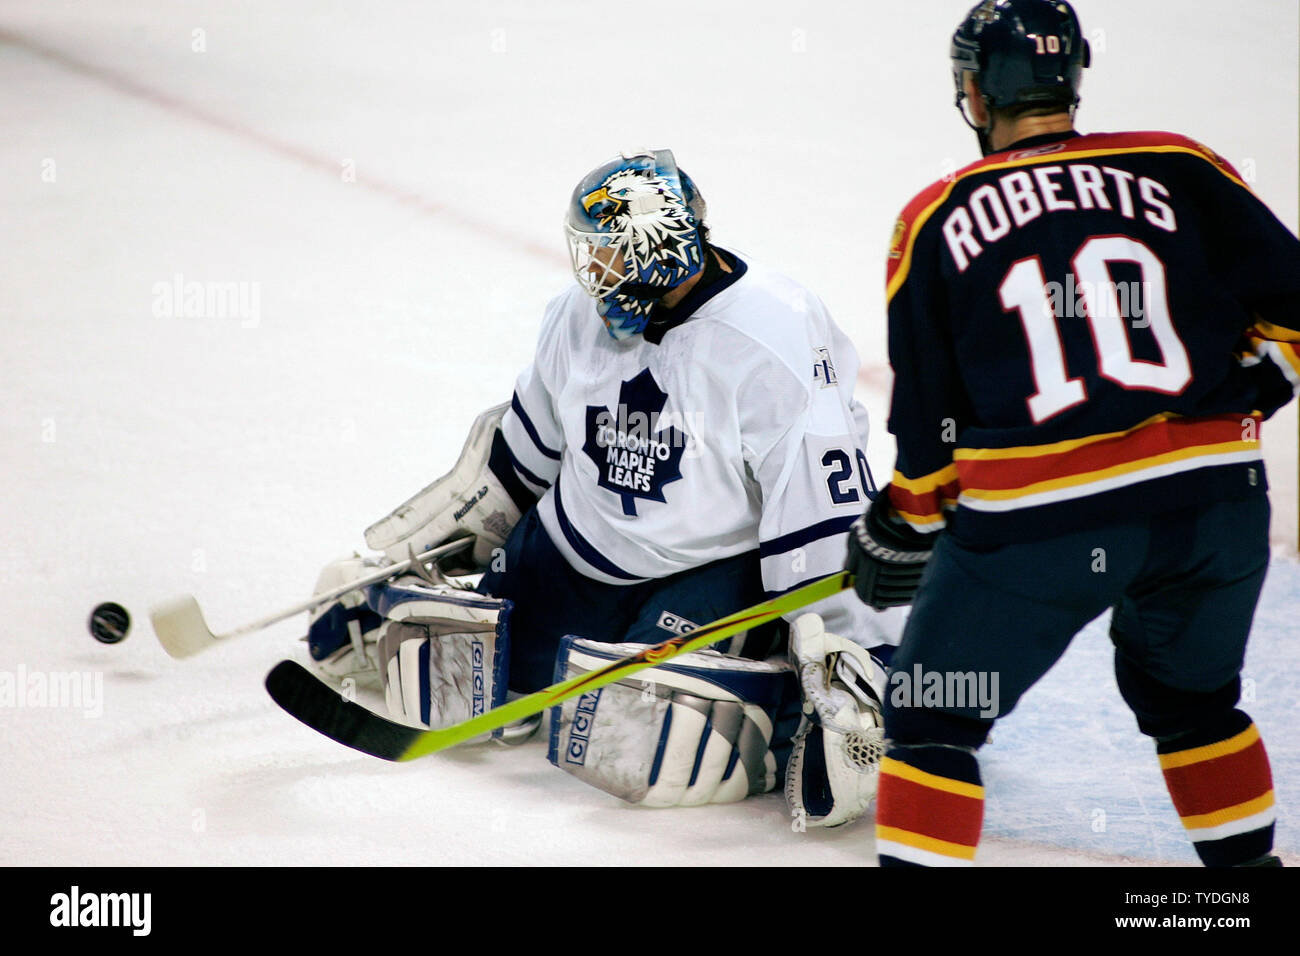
[264,660,422,761]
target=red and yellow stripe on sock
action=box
[1158,719,1275,866]
[876,751,984,867]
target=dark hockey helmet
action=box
[565,149,708,340]
[951,0,1091,123]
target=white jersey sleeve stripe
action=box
[761,535,853,596]
[501,384,562,489]
[758,515,856,560]
[510,393,561,460]
[501,435,552,492]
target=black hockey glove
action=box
[845,488,939,610]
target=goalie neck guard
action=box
[565,149,709,341]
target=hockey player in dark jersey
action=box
[846,0,1300,866]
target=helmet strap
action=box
[955,92,997,157]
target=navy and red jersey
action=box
[884,130,1300,545]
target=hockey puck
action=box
[89,602,131,644]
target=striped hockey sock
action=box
[875,745,983,867]
[1158,710,1276,867]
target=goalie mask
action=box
[565,149,709,340]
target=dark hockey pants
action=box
[478,508,779,694]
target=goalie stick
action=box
[265,570,854,761]
[150,538,472,659]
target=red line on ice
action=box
[0,27,564,268]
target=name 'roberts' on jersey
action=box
[939,153,1178,271]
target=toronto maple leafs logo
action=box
[582,369,690,516]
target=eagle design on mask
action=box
[581,166,702,293]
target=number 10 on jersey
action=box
[999,235,1192,423]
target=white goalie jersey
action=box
[499,252,900,648]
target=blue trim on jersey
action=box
[504,438,552,491]
[489,430,541,512]
[758,515,857,559]
[641,247,750,345]
[511,393,561,461]
[552,474,643,582]
[763,570,842,600]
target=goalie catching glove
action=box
[785,613,887,828]
[846,485,939,609]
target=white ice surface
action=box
[1,0,1296,866]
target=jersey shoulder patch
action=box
[696,263,830,387]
